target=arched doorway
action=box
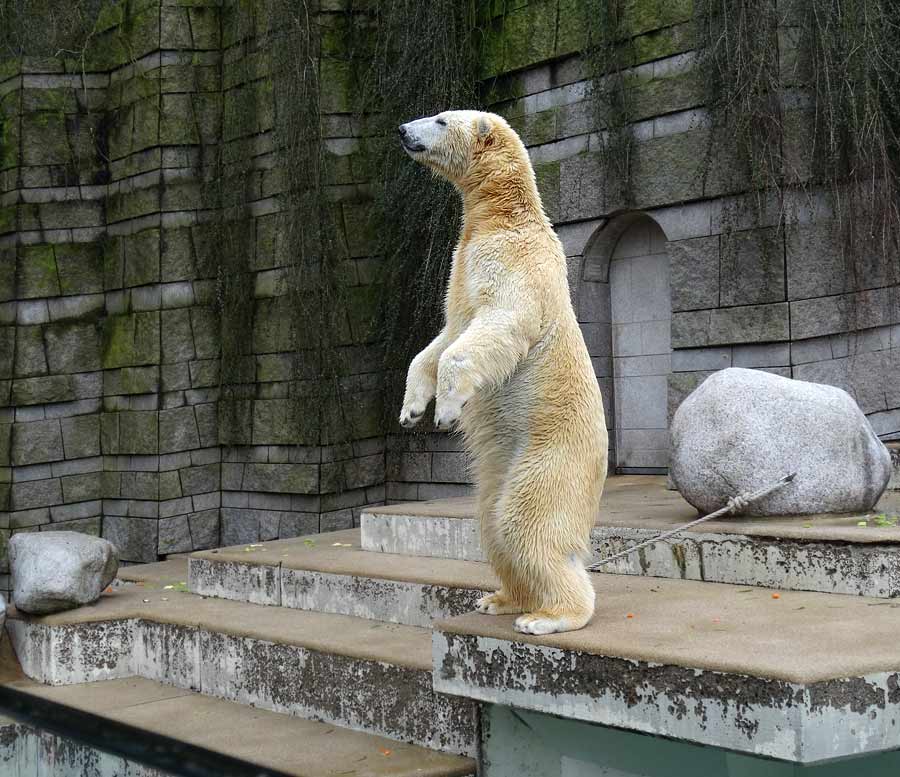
[609,216,672,473]
[579,213,672,474]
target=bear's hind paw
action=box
[514,611,591,635]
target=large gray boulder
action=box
[670,368,891,516]
[9,533,118,615]
[1,593,6,636]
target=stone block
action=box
[252,400,298,445]
[242,463,318,494]
[190,308,219,358]
[119,472,158,501]
[14,326,47,378]
[45,321,102,374]
[56,244,103,295]
[60,415,101,459]
[432,452,469,484]
[102,515,159,563]
[102,312,160,369]
[732,343,791,368]
[158,515,192,555]
[12,420,63,466]
[220,508,260,546]
[48,294,105,322]
[719,227,785,307]
[189,509,220,549]
[673,304,790,348]
[11,375,73,405]
[786,223,848,300]
[61,472,103,503]
[49,500,102,523]
[221,463,243,490]
[671,347,732,372]
[16,244,60,298]
[180,463,219,496]
[9,508,51,530]
[159,406,200,453]
[161,228,196,282]
[11,478,63,511]
[117,411,159,455]
[668,236,719,312]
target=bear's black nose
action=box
[398,124,408,138]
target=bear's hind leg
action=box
[514,554,595,635]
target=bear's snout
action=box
[398,124,408,138]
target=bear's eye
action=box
[435,117,447,126]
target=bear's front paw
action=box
[399,400,427,429]
[434,395,465,430]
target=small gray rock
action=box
[9,532,118,615]
[670,368,892,516]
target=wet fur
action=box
[399,111,608,634]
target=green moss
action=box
[534,160,561,222]
[629,21,694,65]
[479,0,557,79]
[623,0,693,36]
[17,244,60,298]
[509,109,559,147]
[101,312,160,369]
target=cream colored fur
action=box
[398,110,608,635]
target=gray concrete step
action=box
[362,477,900,598]
[433,572,900,765]
[3,677,476,777]
[6,583,478,757]
[187,529,497,628]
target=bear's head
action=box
[398,110,530,192]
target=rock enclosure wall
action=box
[2,0,898,594]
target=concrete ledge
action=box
[433,575,900,763]
[3,678,477,777]
[188,530,497,627]
[363,481,900,598]
[6,588,478,756]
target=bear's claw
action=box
[399,405,425,428]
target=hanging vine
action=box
[0,0,105,59]
[582,0,637,206]
[353,0,485,427]
[801,0,900,312]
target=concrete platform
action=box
[433,572,900,764]
[1,677,475,777]
[189,529,498,627]
[5,585,478,756]
[364,477,900,598]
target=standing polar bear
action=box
[398,110,608,635]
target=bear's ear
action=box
[477,115,492,138]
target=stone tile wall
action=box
[3,0,898,592]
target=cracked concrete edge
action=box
[431,630,900,764]
[189,557,283,606]
[360,510,900,598]
[280,568,487,628]
[190,557,487,628]
[7,617,480,757]
[591,528,900,598]
[0,722,170,776]
[361,514,486,562]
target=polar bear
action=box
[398,110,608,635]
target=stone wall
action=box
[2,0,898,593]
[0,0,384,596]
